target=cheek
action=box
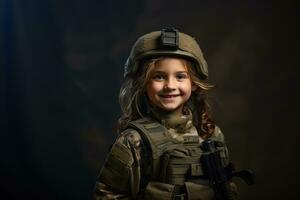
[180,81,192,95]
[147,81,163,95]
[146,82,158,100]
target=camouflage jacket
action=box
[93,116,231,200]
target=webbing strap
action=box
[128,118,169,158]
[127,118,174,180]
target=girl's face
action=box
[146,58,194,114]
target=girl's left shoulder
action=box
[212,125,226,143]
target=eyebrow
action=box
[153,70,188,74]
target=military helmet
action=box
[124,28,208,80]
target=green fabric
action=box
[160,144,204,185]
[99,142,133,193]
[95,116,230,200]
[127,117,230,200]
[185,182,214,200]
[143,182,175,200]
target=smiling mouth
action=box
[159,94,180,98]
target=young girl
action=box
[93,28,236,200]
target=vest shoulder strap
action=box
[127,117,174,159]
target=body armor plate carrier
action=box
[127,117,228,200]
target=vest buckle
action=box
[174,193,186,200]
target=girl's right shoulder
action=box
[116,128,142,149]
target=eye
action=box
[176,73,188,80]
[152,74,165,81]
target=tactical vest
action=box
[127,117,228,200]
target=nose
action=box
[164,77,176,91]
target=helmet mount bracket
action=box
[160,28,179,50]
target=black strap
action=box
[161,27,179,50]
[174,194,187,200]
[173,185,187,200]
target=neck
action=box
[148,105,192,131]
[156,107,183,117]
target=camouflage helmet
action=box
[124,28,208,80]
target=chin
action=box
[160,105,181,112]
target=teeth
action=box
[160,94,179,98]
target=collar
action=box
[148,106,194,134]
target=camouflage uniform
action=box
[93,109,230,200]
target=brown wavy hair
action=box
[118,57,215,139]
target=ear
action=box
[192,84,197,91]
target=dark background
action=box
[1,0,299,199]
